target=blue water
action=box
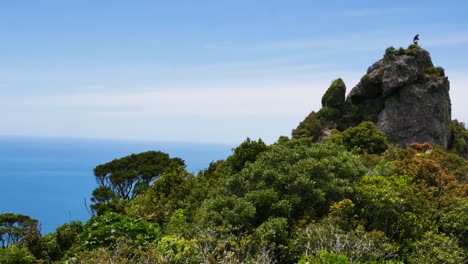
[0,136,233,234]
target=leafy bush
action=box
[425,66,445,78]
[292,111,323,141]
[0,246,36,264]
[296,223,398,263]
[225,138,268,173]
[219,139,366,222]
[449,119,468,157]
[341,121,388,154]
[317,107,342,126]
[76,213,161,251]
[407,231,465,264]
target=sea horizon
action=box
[0,135,234,234]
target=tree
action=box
[55,221,83,254]
[90,151,185,214]
[354,175,435,242]
[125,164,194,224]
[0,213,40,249]
[216,138,366,227]
[224,138,268,173]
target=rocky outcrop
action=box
[346,45,452,148]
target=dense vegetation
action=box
[1,122,467,263]
[1,45,467,263]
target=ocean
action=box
[0,136,233,234]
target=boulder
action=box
[346,45,452,148]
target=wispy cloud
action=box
[338,8,408,18]
[28,83,326,119]
[424,34,468,46]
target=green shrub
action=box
[0,246,36,264]
[449,119,468,157]
[360,74,372,85]
[76,213,161,251]
[225,138,268,173]
[341,121,388,154]
[317,107,342,125]
[292,111,323,141]
[384,47,396,62]
[425,66,445,78]
[407,231,465,264]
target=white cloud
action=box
[28,83,326,119]
[338,8,408,18]
[448,73,468,122]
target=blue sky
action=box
[1,1,467,143]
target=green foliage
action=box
[252,217,288,251]
[0,213,40,248]
[296,223,397,263]
[384,45,421,62]
[439,197,468,248]
[225,138,268,173]
[90,186,123,215]
[321,78,346,109]
[407,231,466,264]
[8,103,468,263]
[0,245,36,264]
[431,145,468,183]
[425,66,445,78]
[220,139,366,223]
[292,111,324,141]
[40,233,62,261]
[360,74,372,85]
[76,212,161,251]
[341,121,388,154]
[295,79,347,135]
[154,235,200,263]
[56,221,83,255]
[355,175,435,242]
[317,107,342,126]
[449,119,468,158]
[299,250,350,264]
[383,46,397,62]
[125,165,194,224]
[198,196,256,233]
[91,151,185,215]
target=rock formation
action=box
[346,45,451,148]
[294,44,453,148]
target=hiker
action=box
[413,34,419,45]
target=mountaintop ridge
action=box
[293,44,467,158]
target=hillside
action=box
[1,45,468,264]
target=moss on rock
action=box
[321,78,346,109]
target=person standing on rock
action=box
[413,34,419,44]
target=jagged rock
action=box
[346,45,452,148]
[381,47,432,96]
[294,45,453,149]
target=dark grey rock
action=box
[345,46,452,148]
[381,49,432,96]
[377,77,451,147]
